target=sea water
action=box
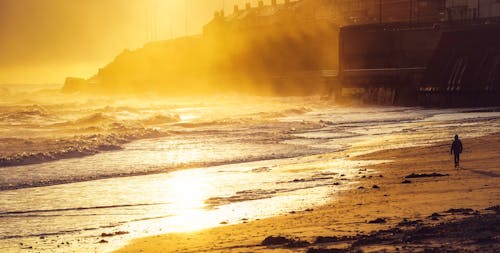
[0,86,499,252]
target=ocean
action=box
[0,85,499,252]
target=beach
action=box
[116,134,500,253]
[1,95,499,252]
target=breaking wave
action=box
[140,114,181,125]
[51,113,116,127]
[74,113,115,125]
[0,105,52,121]
[0,129,167,168]
[253,107,312,119]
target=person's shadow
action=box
[459,167,500,178]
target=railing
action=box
[271,69,338,78]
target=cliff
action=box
[64,0,340,96]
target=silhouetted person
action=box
[450,134,463,168]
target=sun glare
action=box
[160,170,216,232]
[167,170,207,211]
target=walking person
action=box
[450,134,463,169]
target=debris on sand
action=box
[314,236,354,244]
[251,167,271,173]
[368,218,387,224]
[404,173,448,178]
[307,248,348,253]
[397,218,423,227]
[444,208,477,215]
[261,236,310,248]
[101,231,129,237]
[262,236,291,245]
[372,185,380,189]
[402,179,412,184]
[98,239,108,244]
[485,205,500,213]
[428,212,444,220]
[286,239,311,248]
[302,211,499,253]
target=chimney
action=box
[258,1,264,8]
[246,3,251,10]
[272,0,277,6]
[234,5,239,13]
[213,11,219,18]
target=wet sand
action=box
[115,134,500,252]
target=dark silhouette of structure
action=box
[338,20,500,106]
[451,134,463,168]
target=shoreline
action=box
[0,150,327,191]
[115,134,500,252]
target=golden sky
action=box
[0,0,282,84]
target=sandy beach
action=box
[115,134,500,253]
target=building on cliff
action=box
[203,0,447,35]
[203,0,500,34]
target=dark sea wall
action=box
[337,21,500,106]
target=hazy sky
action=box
[0,0,282,84]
